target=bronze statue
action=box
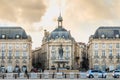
[58,44,63,59]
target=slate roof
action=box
[48,27,72,40]
[0,27,28,39]
[92,27,120,39]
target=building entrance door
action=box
[22,65,27,72]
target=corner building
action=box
[40,15,79,70]
[88,27,120,71]
[0,27,32,72]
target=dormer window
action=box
[16,34,20,39]
[56,35,58,38]
[115,34,119,38]
[101,34,105,38]
[2,34,6,39]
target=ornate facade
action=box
[33,15,86,70]
[0,27,32,72]
[88,27,120,71]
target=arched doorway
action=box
[0,65,5,73]
[14,65,20,72]
[22,65,27,72]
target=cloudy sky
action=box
[0,0,120,49]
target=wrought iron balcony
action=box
[109,55,113,59]
[101,56,106,58]
[116,55,120,59]
[117,59,120,63]
[51,57,56,60]
[7,56,12,59]
[8,60,12,63]
[65,57,70,60]
[22,56,27,59]
[94,55,99,58]
[15,56,20,59]
[0,56,5,59]
[22,60,27,63]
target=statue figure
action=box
[58,44,63,59]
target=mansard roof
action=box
[0,27,28,39]
[92,26,120,39]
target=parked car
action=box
[112,70,120,78]
[87,70,107,78]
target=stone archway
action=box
[0,65,5,73]
[14,65,20,72]
[22,65,27,72]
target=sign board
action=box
[30,73,37,79]
[56,72,63,79]
[79,72,87,79]
[69,72,74,79]
[19,73,24,78]
[44,72,49,79]
[6,73,13,79]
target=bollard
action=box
[52,73,54,78]
[40,73,41,79]
[64,74,66,78]
[15,74,17,79]
[2,74,4,79]
[77,73,79,78]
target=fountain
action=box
[53,44,69,71]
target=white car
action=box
[87,70,107,78]
[112,70,120,78]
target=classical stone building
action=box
[38,15,75,70]
[75,42,88,70]
[0,27,32,72]
[35,15,85,70]
[88,27,120,71]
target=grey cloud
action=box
[0,0,46,23]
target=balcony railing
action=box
[116,55,120,59]
[65,57,70,60]
[8,60,12,63]
[94,56,99,58]
[0,56,5,59]
[7,56,13,59]
[101,56,106,58]
[22,56,27,59]
[15,56,20,59]
[109,55,113,59]
[51,57,56,60]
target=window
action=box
[102,50,105,56]
[94,50,98,56]
[8,50,12,57]
[52,46,55,50]
[109,50,112,56]
[8,44,13,50]
[116,43,119,48]
[116,50,120,56]
[23,44,28,48]
[94,43,98,49]
[16,44,19,49]
[102,43,105,48]
[23,51,27,57]
[94,65,99,70]
[66,51,69,58]
[2,43,6,50]
[2,50,5,57]
[16,50,19,57]
[2,34,6,39]
[66,46,69,50]
[109,44,112,49]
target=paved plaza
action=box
[0,72,119,80]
